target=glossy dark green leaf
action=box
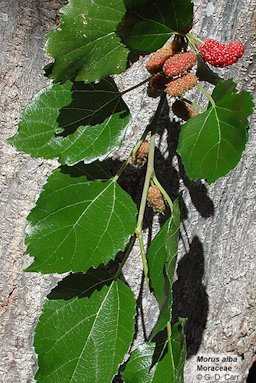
[147,200,180,338]
[128,21,174,53]
[122,319,186,383]
[25,168,137,273]
[125,0,194,52]
[177,90,254,184]
[8,78,130,165]
[35,271,136,382]
[46,0,128,83]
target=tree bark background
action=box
[0,0,255,382]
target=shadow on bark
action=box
[247,361,256,383]
[172,235,209,357]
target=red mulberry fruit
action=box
[199,38,244,67]
[163,51,197,77]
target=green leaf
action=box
[211,81,253,123]
[171,320,187,382]
[177,90,254,184]
[25,168,137,273]
[35,270,136,382]
[128,21,175,53]
[61,160,111,181]
[46,0,128,83]
[147,220,169,303]
[165,201,181,288]
[124,0,151,10]
[211,79,237,104]
[122,319,186,383]
[8,78,130,165]
[125,0,194,52]
[196,55,221,85]
[147,200,180,338]
[122,343,156,383]
[8,81,73,158]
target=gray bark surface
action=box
[0,0,255,382]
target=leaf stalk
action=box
[197,83,216,107]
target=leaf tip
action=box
[6,135,16,147]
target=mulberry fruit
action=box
[199,38,244,67]
[146,43,174,73]
[172,100,198,121]
[147,185,166,214]
[166,73,198,97]
[131,140,149,166]
[163,51,197,77]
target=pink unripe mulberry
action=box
[163,51,197,77]
[131,140,149,166]
[146,43,174,73]
[166,73,198,97]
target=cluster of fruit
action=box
[145,37,244,97]
[146,41,198,97]
[142,36,244,213]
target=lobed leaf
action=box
[46,0,129,83]
[35,270,136,382]
[124,0,194,52]
[8,78,130,165]
[147,199,180,338]
[177,89,254,184]
[25,168,137,273]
